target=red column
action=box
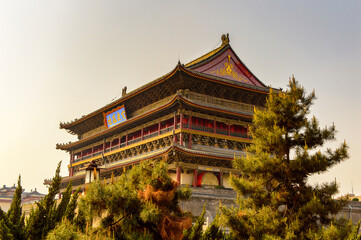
[125,134,128,146]
[176,166,181,184]
[228,124,231,136]
[189,115,192,129]
[158,122,161,135]
[141,128,144,140]
[91,146,94,157]
[193,169,198,187]
[70,152,74,164]
[180,114,183,129]
[179,113,183,146]
[173,114,177,130]
[213,120,216,133]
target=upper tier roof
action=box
[186,34,266,87]
[59,34,271,133]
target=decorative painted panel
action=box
[103,105,127,128]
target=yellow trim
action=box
[74,171,85,177]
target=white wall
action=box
[181,172,194,185]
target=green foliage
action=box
[202,213,225,240]
[73,207,86,233]
[307,219,356,240]
[221,77,349,239]
[53,182,72,223]
[46,219,81,240]
[26,161,80,239]
[346,220,361,240]
[7,176,25,238]
[352,198,359,202]
[65,187,81,222]
[184,207,231,240]
[46,218,114,240]
[0,219,13,240]
[80,160,192,239]
[0,175,25,240]
[183,204,206,240]
[26,162,62,239]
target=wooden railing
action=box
[186,91,257,114]
[72,123,251,164]
[130,94,176,118]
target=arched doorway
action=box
[198,172,219,186]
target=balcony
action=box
[71,121,251,164]
[160,126,174,135]
[127,137,142,145]
[143,131,159,140]
[230,132,248,138]
[190,125,214,133]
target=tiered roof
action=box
[57,34,271,151]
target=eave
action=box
[173,144,234,161]
[56,93,180,151]
[59,63,271,136]
[59,64,180,131]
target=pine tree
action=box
[73,207,86,233]
[7,175,25,240]
[80,160,192,239]
[0,219,13,240]
[52,182,72,224]
[222,77,349,239]
[0,175,25,240]
[26,162,61,239]
[202,213,225,240]
[65,187,81,222]
[346,220,361,240]
[183,204,206,240]
[26,161,78,239]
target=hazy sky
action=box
[0,1,360,195]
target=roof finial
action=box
[221,33,230,46]
[122,86,127,97]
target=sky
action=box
[0,1,360,196]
